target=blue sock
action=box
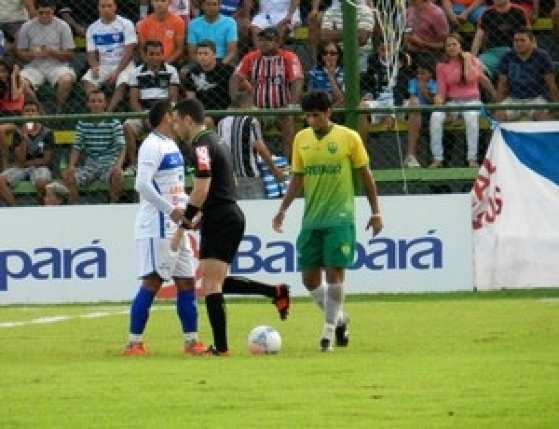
[129,287,156,335]
[177,289,197,334]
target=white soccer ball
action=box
[247,325,282,354]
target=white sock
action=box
[325,282,343,327]
[184,332,198,343]
[128,333,142,344]
[309,283,326,311]
[321,323,336,341]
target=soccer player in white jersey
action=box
[123,100,205,356]
[82,0,137,112]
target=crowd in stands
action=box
[0,0,558,206]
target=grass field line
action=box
[0,305,173,329]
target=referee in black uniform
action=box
[172,98,245,356]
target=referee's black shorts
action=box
[199,203,245,264]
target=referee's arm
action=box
[189,177,211,208]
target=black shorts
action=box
[200,203,245,263]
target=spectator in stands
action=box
[0,0,36,56]
[182,40,233,127]
[306,41,344,108]
[311,0,375,49]
[43,180,69,205]
[219,0,252,54]
[250,0,301,46]
[471,0,529,78]
[495,27,559,120]
[231,27,304,157]
[0,100,55,206]
[485,0,539,21]
[0,60,24,172]
[358,45,414,142]
[123,40,179,174]
[430,33,495,168]
[16,0,76,113]
[169,0,191,26]
[136,0,185,65]
[56,0,98,37]
[62,90,124,204]
[405,0,450,62]
[217,92,284,199]
[403,58,438,168]
[441,0,487,27]
[82,0,137,112]
[187,0,237,65]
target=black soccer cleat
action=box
[335,321,349,347]
[320,338,333,352]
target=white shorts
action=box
[20,63,76,89]
[136,236,196,281]
[363,92,396,124]
[501,96,548,120]
[1,166,52,187]
[322,4,375,32]
[81,62,135,88]
[251,10,301,29]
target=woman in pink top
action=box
[430,33,495,168]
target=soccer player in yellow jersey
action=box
[273,91,383,351]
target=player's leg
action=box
[124,238,167,355]
[222,277,291,320]
[322,225,355,350]
[173,239,206,355]
[200,258,230,354]
[298,228,326,311]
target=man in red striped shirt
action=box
[231,27,304,157]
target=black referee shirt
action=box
[191,129,237,212]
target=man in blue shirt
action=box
[495,27,559,121]
[187,0,238,65]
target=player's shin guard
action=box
[129,287,156,340]
[205,293,228,353]
[223,276,276,297]
[325,283,343,328]
[177,289,197,336]
[309,283,326,311]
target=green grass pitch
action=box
[1,290,559,428]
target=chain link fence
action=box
[0,0,558,206]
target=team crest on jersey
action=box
[196,146,211,171]
[327,142,337,154]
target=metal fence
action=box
[0,0,558,206]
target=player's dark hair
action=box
[174,98,205,124]
[36,0,56,9]
[149,100,172,129]
[144,40,163,53]
[196,40,217,53]
[301,91,332,112]
[514,27,535,41]
[86,89,106,102]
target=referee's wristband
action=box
[183,203,200,223]
[372,214,382,219]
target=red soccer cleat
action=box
[273,284,290,320]
[184,341,207,356]
[123,342,147,356]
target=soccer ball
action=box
[247,326,282,354]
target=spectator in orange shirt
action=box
[136,0,185,65]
